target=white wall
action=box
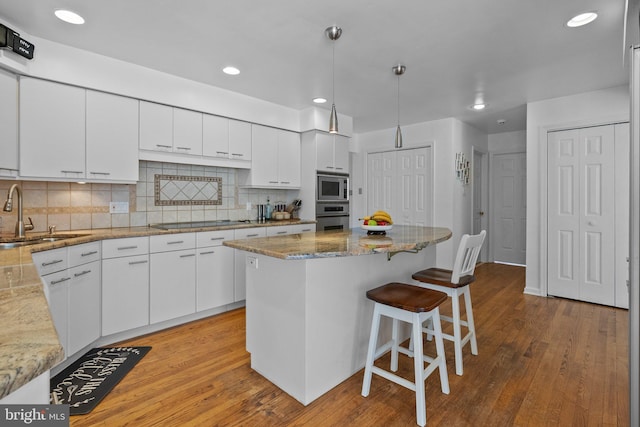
[525,85,629,296]
[489,130,526,153]
[353,118,488,268]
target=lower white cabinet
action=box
[196,230,235,311]
[101,237,150,336]
[68,260,101,355]
[150,234,196,324]
[233,227,267,301]
[38,242,101,359]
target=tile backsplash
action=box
[0,161,299,234]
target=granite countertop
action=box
[0,218,314,400]
[223,225,452,259]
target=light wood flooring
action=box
[70,263,629,426]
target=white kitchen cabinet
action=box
[203,115,251,162]
[233,227,266,301]
[266,223,314,237]
[229,120,252,161]
[0,69,18,175]
[240,125,300,188]
[288,223,316,234]
[86,91,139,182]
[150,233,196,324]
[68,260,101,356]
[102,237,150,336]
[19,78,86,179]
[173,108,203,155]
[37,242,101,358]
[139,101,173,152]
[316,132,349,173]
[196,230,235,311]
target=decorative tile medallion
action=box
[154,174,222,206]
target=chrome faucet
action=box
[3,184,34,239]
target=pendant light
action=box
[325,26,342,134]
[393,64,406,148]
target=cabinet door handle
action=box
[118,245,138,250]
[246,234,259,237]
[280,181,290,184]
[210,237,225,241]
[89,171,111,176]
[325,166,334,169]
[42,259,64,267]
[175,146,191,151]
[335,167,344,170]
[167,240,184,245]
[61,170,83,174]
[156,144,172,149]
[199,250,215,255]
[51,277,71,285]
[216,151,229,155]
[74,270,92,278]
[301,228,312,232]
[128,260,148,265]
[268,181,278,184]
[81,251,98,257]
[276,231,287,235]
[231,153,244,157]
[180,253,196,258]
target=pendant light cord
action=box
[397,74,400,127]
[332,42,336,104]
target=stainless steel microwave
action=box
[317,173,349,202]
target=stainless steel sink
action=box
[0,234,88,249]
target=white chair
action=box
[412,230,486,376]
[361,282,450,427]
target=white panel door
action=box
[492,152,527,265]
[396,148,432,226]
[548,126,616,306]
[367,152,384,214]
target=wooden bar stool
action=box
[361,282,450,427]
[412,230,486,376]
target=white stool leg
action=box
[431,308,450,394]
[362,303,381,397]
[391,318,399,372]
[451,289,464,376]
[411,312,427,427]
[464,287,478,355]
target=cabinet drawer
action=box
[68,242,101,267]
[266,226,292,237]
[233,227,266,240]
[150,233,196,253]
[102,236,149,259]
[32,247,68,276]
[196,229,235,248]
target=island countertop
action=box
[223,225,452,259]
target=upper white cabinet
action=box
[240,124,300,188]
[173,108,203,156]
[19,77,139,182]
[203,115,251,162]
[0,69,18,176]
[316,132,349,173]
[20,78,86,180]
[86,91,139,182]
[139,101,174,152]
[140,101,206,156]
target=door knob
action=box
[479,211,484,216]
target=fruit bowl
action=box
[361,224,393,235]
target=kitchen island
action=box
[224,225,451,405]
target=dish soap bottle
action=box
[265,197,273,220]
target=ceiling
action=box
[0,0,630,134]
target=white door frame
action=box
[472,147,489,262]
[538,119,629,298]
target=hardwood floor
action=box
[70,263,629,426]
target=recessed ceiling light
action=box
[54,9,85,25]
[472,103,486,111]
[222,66,240,75]
[313,97,327,104]
[566,12,598,28]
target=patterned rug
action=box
[50,346,151,415]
